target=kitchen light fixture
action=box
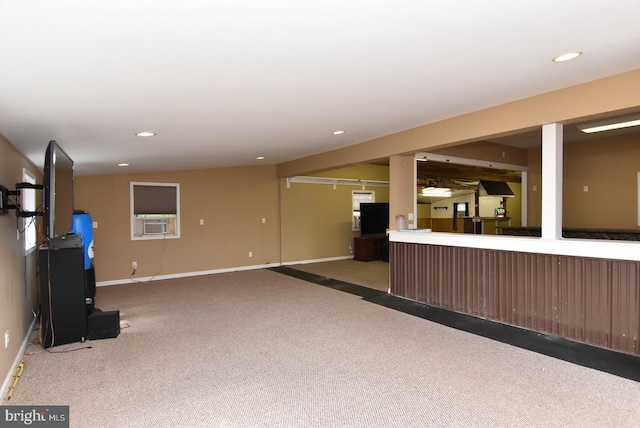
[332,130,345,135]
[552,52,582,62]
[135,131,156,137]
[256,156,265,160]
[577,117,640,134]
[421,187,452,197]
[117,163,130,167]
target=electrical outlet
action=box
[132,261,137,269]
[248,251,253,258]
[5,330,9,348]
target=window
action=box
[22,168,38,254]
[130,182,180,240]
[352,191,375,230]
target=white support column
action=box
[541,123,563,240]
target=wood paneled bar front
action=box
[388,231,640,356]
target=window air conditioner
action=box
[143,219,167,235]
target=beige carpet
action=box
[7,269,640,427]
[291,259,389,292]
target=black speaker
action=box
[39,237,88,348]
[88,310,120,340]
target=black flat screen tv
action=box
[360,202,389,236]
[43,140,74,239]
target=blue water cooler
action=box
[71,210,96,314]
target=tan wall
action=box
[280,164,390,263]
[527,148,543,227]
[0,134,41,392]
[389,155,416,229]
[75,163,391,281]
[525,133,640,230]
[416,204,431,229]
[431,141,528,166]
[563,133,639,229]
[417,204,431,218]
[74,165,281,282]
[308,164,390,181]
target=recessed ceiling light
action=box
[136,131,156,137]
[256,156,265,160]
[332,130,345,135]
[552,52,582,62]
[117,163,130,167]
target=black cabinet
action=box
[39,235,88,348]
[354,235,389,262]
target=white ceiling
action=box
[1,1,640,176]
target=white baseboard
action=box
[96,256,354,287]
[1,315,38,403]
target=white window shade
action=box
[133,185,177,215]
[352,191,374,211]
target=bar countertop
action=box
[389,229,640,262]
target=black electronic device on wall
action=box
[43,140,75,239]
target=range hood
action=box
[478,180,514,197]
